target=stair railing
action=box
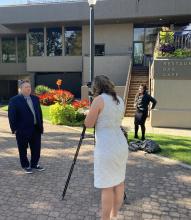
[123,60,132,116]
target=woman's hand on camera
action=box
[84,109,90,115]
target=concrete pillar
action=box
[44,26,47,56]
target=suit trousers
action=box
[16,125,41,168]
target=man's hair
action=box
[18,80,30,88]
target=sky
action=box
[0,0,27,5]
[0,0,71,5]
[0,0,76,6]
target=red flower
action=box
[38,92,55,106]
[56,79,62,86]
[72,99,90,110]
[56,79,62,90]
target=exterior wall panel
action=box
[27,56,82,72]
[0,0,190,25]
[151,59,191,128]
[0,63,27,75]
[83,56,130,85]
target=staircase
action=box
[125,66,149,117]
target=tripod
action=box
[62,125,86,200]
[61,125,128,204]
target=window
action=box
[134,28,144,41]
[29,28,44,56]
[65,27,82,56]
[95,44,105,56]
[145,28,159,42]
[145,28,160,55]
[18,36,27,63]
[2,37,16,63]
[47,27,62,56]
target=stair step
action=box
[131,78,148,80]
[125,113,135,117]
[132,73,149,75]
[126,107,135,109]
[131,77,149,79]
[125,67,149,116]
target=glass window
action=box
[65,27,82,56]
[134,28,144,41]
[145,28,159,42]
[18,36,27,63]
[133,42,144,65]
[2,37,16,63]
[174,23,191,31]
[29,28,44,56]
[47,27,62,56]
[144,42,154,55]
[95,44,105,56]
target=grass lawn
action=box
[1,105,8,111]
[128,132,191,165]
[41,105,51,121]
[0,105,51,121]
[1,105,191,165]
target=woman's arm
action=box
[149,95,157,109]
[84,96,104,128]
[134,95,138,108]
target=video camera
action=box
[86,82,94,103]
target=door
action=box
[133,42,144,65]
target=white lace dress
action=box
[94,93,129,188]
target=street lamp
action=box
[88,0,97,84]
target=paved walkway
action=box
[122,117,191,137]
[0,110,191,220]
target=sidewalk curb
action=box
[145,152,191,170]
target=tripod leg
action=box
[123,191,130,205]
[62,126,86,200]
[124,192,127,201]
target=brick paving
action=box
[0,110,191,220]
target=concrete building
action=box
[0,0,191,128]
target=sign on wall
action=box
[153,59,191,80]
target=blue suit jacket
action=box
[8,94,43,136]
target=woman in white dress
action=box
[85,75,129,220]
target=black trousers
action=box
[16,126,41,168]
[134,110,148,139]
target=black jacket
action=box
[134,92,157,113]
[8,94,43,135]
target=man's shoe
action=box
[32,165,45,172]
[141,136,145,141]
[23,167,33,174]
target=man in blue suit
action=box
[8,80,45,174]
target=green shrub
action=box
[155,48,191,58]
[76,111,86,122]
[62,105,76,124]
[35,85,51,95]
[49,103,65,125]
[160,31,174,44]
[49,103,84,126]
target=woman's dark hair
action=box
[93,75,120,104]
[140,84,147,93]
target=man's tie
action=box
[25,96,37,125]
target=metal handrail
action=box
[148,60,151,95]
[123,60,132,116]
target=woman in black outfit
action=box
[134,84,157,140]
